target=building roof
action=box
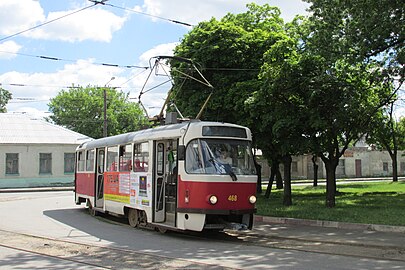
[0,113,92,145]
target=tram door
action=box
[95,148,105,208]
[154,140,177,225]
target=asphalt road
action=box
[0,191,404,269]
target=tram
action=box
[74,120,257,232]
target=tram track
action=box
[0,243,110,269]
[2,211,404,269]
[0,229,236,270]
[222,230,405,262]
[93,213,405,262]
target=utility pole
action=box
[103,77,115,137]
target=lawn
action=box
[256,181,405,226]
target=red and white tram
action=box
[74,121,257,232]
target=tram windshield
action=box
[185,139,256,176]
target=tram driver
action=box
[219,149,232,165]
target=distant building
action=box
[0,113,92,188]
[257,148,405,180]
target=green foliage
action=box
[48,86,149,139]
[0,88,12,113]
[306,0,404,59]
[305,0,404,88]
[257,182,405,226]
[171,1,402,207]
[251,1,397,207]
[171,3,285,125]
[367,105,404,151]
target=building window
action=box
[64,153,75,173]
[6,153,19,174]
[40,153,52,174]
[291,161,298,173]
[400,162,405,173]
[383,162,389,172]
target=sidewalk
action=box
[255,215,405,234]
[0,186,74,193]
[248,219,405,262]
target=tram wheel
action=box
[128,209,139,228]
[87,200,97,217]
[157,227,167,234]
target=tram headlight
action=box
[249,195,257,204]
[209,195,218,205]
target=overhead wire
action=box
[105,3,194,27]
[0,50,148,69]
[0,83,105,89]
[0,2,102,43]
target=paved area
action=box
[252,219,405,250]
[1,187,404,263]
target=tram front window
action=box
[185,139,256,175]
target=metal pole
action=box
[103,88,107,137]
[103,77,115,137]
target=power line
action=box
[0,83,121,89]
[0,50,149,69]
[0,2,102,43]
[105,3,193,27]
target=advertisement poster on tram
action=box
[105,172,152,206]
[130,172,152,207]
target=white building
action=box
[257,149,405,180]
[0,113,92,188]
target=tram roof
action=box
[77,121,249,150]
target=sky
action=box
[0,0,311,118]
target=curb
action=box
[254,215,405,233]
[0,187,74,193]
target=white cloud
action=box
[139,0,309,25]
[0,0,45,35]
[2,59,123,114]
[29,8,127,42]
[139,42,178,66]
[0,41,22,59]
[0,0,126,43]
[2,42,178,117]
[130,42,179,116]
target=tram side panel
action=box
[75,172,95,204]
[103,171,153,221]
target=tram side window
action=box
[106,146,119,172]
[134,142,149,172]
[119,144,132,172]
[86,149,95,171]
[77,151,85,172]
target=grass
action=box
[256,181,405,226]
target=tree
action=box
[302,0,403,206]
[367,103,405,182]
[0,88,12,113]
[247,21,313,206]
[171,3,287,194]
[171,3,285,124]
[48,86,149,139]
[250,12,394,208]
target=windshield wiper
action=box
[228,169,238,181]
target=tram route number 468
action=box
[228,195,238,202]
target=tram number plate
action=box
[228,195,238,202]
